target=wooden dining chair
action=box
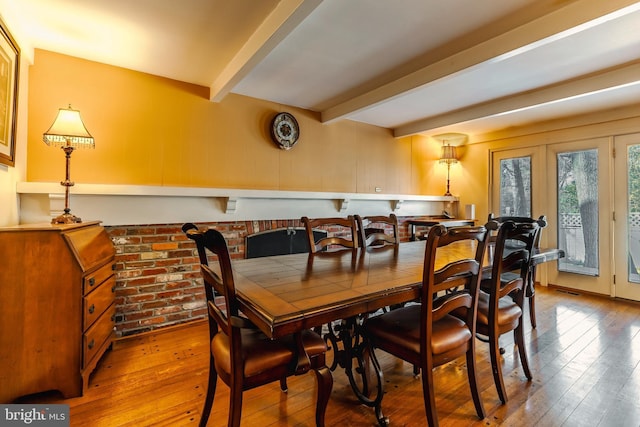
[363,225,488,426]
[183,225,333,427]
[354,214,399,247]
[301,216,363,371]
[476,219,539,404]
[301,216,360,253]
[486,213,547,328]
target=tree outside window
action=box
[557,149,599,275]
[499,157,531,217]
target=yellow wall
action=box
[25,51,640,223]
[452,142,489,218]
[27,50,449,195]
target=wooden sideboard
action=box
[0,221,116,403]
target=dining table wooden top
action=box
[229,240,564,339]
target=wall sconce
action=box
[439,142,458,196]
[43,105,95,224]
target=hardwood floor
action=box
[21,286,640,426]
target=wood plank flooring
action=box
[20,286,640,426]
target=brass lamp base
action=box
[52,212,82,224]
[51,146,82,225]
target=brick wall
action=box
[106,217,417,337]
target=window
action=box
[499,156,531,217]
[557,149,599,276]
[628,144,640,283]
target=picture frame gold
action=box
[0,17,19,167]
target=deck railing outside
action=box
[559,212,640,281]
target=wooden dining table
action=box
[233,241,424,339]
[231,240,564,340]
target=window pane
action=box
[629,144,640,283]
[557,149,599,276]
[499,157,531,217]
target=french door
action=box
[490,146,556,286]
[545,138,612,296]
[491,140,615,294]
[490,146,545,220]
[613,133,640,301]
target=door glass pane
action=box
[557,149,599,275]
[499,156,531,217]
[629,144,640,283]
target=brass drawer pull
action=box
[88,339,95,350]
[88,304,95,314]
[89,277,95,286]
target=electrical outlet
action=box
[375,187,382,193]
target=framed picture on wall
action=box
[0,17,19,167]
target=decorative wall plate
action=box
[270,112,299,150]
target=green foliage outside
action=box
[558,155,579,214]
[559,182,578,213]
[560,145,640,214]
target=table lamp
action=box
[439,142,458,196]
[43,105,95,224]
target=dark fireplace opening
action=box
[245,227,327,258]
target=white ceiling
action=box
[3,0,640,140]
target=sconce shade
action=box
[43,106,95,148]
[439,144,457,165]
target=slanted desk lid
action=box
[62,222,115,272]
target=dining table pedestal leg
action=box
[321,315,388,425]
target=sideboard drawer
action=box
[84,275,116,328]
[84,262,115,295]
[84,303,115,367]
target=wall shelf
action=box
[17,182,459,226]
